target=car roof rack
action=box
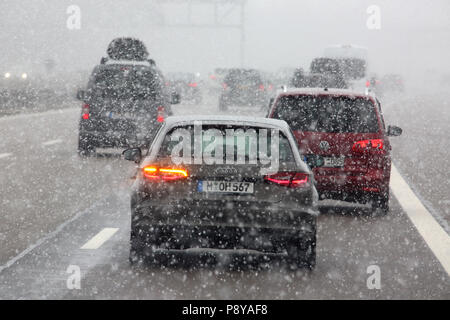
[100,57,156,67]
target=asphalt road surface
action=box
[0,92,449,299]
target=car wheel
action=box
[78,134,95,156]
[286,234,316,270]
[219,97,228,111]
[129,228,159,266]
[369,193,389,216]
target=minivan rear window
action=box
[272,95,379,133]
[90,67,161,99]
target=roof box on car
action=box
[106,37,149,61]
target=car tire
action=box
[286,234,316,270]
[218,97,228,111]
[369,193,389,216]
[78,134,95,157]
[129,228,159,266]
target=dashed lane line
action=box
[0,153,12,159]
[390,164,450,277]
[0,197,109,274]
[80,228,119,250]
[42,139,62,146]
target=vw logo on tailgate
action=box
[319,140,330,151]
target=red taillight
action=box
[352,139,384,152]
[222,83,228,90]
[264,172,309,188]
[157,106,165,123]
[143,166,188,181]
[188,82,198,87]
[259,84,265,91]
[365,80,370,87]
[81,103,89,120]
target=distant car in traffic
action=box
[267,88,402,215]
[309,57,347,89]
[219,68,269,111]
[379,74,405,94]
[166,72,202,104]
[76,38,179,155]
[124,115,319,269]
[206,67,229,95]
[0,69,37,109]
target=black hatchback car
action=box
[219,69,269,111]
[76,61,179,155]
[123,115,319,269]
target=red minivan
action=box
[268,88,402,214]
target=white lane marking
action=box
[0,197,108,274]
[390,164,450,276]
[0,153,12,159]
[42,139,62,146]
[80,228,119,250]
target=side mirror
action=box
[387,125,402,137]
[171,91,181,104]
[76,89,86,101]
[122,147,142,163]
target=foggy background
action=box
[0,0,449,88]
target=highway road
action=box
[0,92,449,299]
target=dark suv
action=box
[219,69,268,111]
[76,61,178,155]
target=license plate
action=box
[106,111,133,119]
[198,181,254,194]
[323,156,345,167]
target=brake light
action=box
[81,104,89,120]
[157,106,165,123]
[352,139,384,152]
[143,166,188,181]
[264,172,308,188]
[365,80,370,87]
[188,82,198,87]
[259,84,265,91]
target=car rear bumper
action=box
[314,169,390,195]
[132,199,318,230]
[221,92,267,105]
[131,223,315,254]
[79,129,151,148]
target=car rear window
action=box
[310,58,341,75]
[89,67,162,99]
[224,70,262,88]
[158,125,295,164]
[272,95,380,133]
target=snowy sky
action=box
[0,0,449,81]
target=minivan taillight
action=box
[264,172,308,188]
[352,139,384,153]
[81,104,90,120]
[143,166,188,181]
